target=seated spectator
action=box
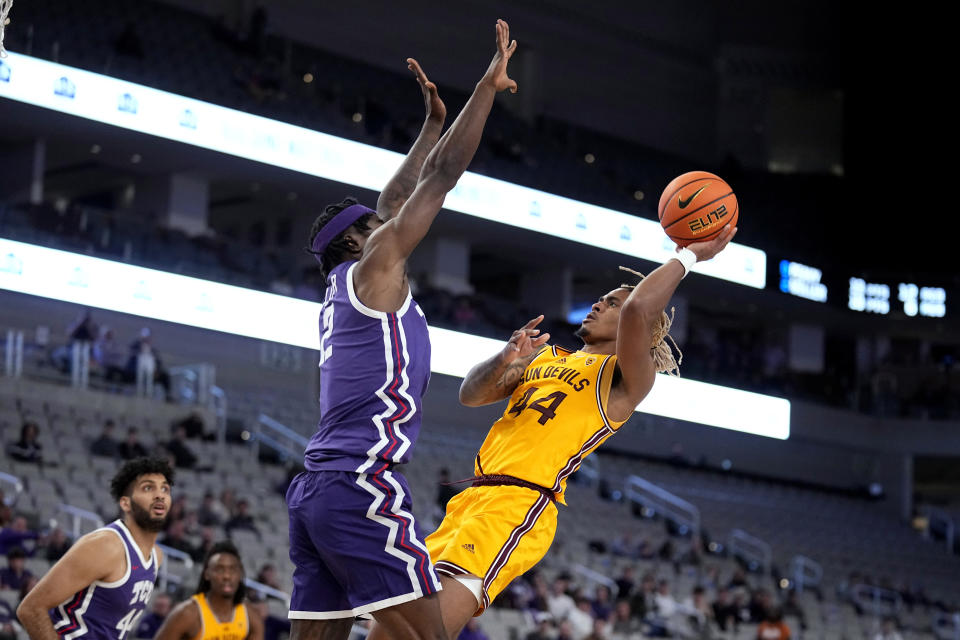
[628,572,656,620]
[457,618,490,640]
[524,617,553,640]
[119,427,148,460]
[0,548,32,591]
[165,426,198,469]
[614,566,635,600]
[135,592,172,639]
[219,489,238,520]
[7,421,42,464]
[225,499,258,537]
[0,598,16,640]
[547,576,575,623]
[174,411,209,440]
[712,587,739,632]
[197,491,223,527]
[43,528,71,562]
[873,616,903,640]
[591,584,613,622]
[246,594,290,640]
[583,618,608,640]
[191,526,217,564]
[90,419,120,458]
[159,520,195,558]
[126,328,172,401]
[0,517,39,556]
[17,574,39,606]
[609,599,640,637]
[256,564,281,590]
[567,597,595,640]
[92,326,126,383]
[654,580,678,618]
[681,586,714,637]
[757,607,791,639]
[556,620,575,640]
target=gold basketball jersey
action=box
[190,593,249,640]
[475,345,628,503]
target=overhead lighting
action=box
[130,153,142,163]
[90,144,101,154]
[633,190,644,201]
[584,153,595,164]
[302,73,314,84]
[351,112,363,123]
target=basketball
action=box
[658,171,738,247]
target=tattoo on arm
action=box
[377,121,444,221]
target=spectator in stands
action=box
[175,411,210,441]
[52,309,98,373]
[224,499,258,537]
[218,488,238,520]
[126,328,172,401]
[712,587,739,632]
[728,568,749,589]
[255,564,281,590]
[436,467,459,513]
[197,491,223,527]
[614,566,635,600]
[548,576,576,623]
[780,589,807,631]
[247,595,290,640]
[756,607,790,640]
[0,516,38,556]
[0,599,16,640]
[0,548,32,591]
[160,519,195,558]
[567,598,595,639]
[7,421,42,464]
[43,528,71,562]
[628,572,656,620]
[749,589,774,623]
[190,527,217,564]
[119,427,148,460]
[873,616,903,640]
[165,425,198,469]
[135,592,172,640]
[90,419,120,458]
[609,599,640,637]
[591,584,614,621]
[457,618,490,640]
[680,586,714,638]
[556,620,575,640]
[92,326,126,384]
[524,617,553,640]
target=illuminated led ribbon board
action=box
[0,51,765,288]
[0,238,789,439]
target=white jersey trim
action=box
[288,589,427,620]
[345,262,412,319]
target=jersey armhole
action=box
[597,355,629,431]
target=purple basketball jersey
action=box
[305,261,431,473]
[50,520,157,640]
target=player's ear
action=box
[118,495,131,513]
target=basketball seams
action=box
[662,191,735,231]
[657,172,720,220]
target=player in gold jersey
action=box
[367,225,736,640]
[155,541,263,640]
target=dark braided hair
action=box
[306,197,378,280]
[196,540,247,605]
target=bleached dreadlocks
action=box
[619,266,682,376]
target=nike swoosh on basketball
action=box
[678,185,707,209]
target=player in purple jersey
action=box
[17,457,173,640]
[286,19,519,640]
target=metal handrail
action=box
[922,507,956,554]
[624,475,701,538]
[727,528,772,575]
[4,329,23,378]
[850,583,902,618]
[932,611,960,640]
[244,578,291,605]
[56,504,104,539]
[156,543,195,592]
[789,554,823,593]
[210,385,227,449]
[572,563,618,590]
[251,414,308,463]
[0,471,24,505]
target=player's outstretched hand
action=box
[481,19,518,94]
[407,58,446,124]
[501,315,550,364]
[683,225,737,263]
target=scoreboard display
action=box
[775,260,948,319]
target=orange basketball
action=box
[658,171,738,247]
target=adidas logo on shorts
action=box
[461,543,475,553]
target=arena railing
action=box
[788,554,823,593]
[571,563,618,591]
[70,341,90,389]
[624,475,701,539]
[244,578,290,606]
[727,529,772,575]
[210,385,227,449]
[850,584,902,619]
[3,329,23,378]
[932,611,960,640]
[0,471,24,506]
[55,504,103,540]
[156,543,195,592]
[168,363,217,407]
[251,413,308,462]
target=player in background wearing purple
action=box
[286,19,518,640]
[16,457,174,640]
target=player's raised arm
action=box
[355,19,517,307]
[17,532,124,640]
[375,59,447,221]
[606,226,737,422]
[459,315,550,406]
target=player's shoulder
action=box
[170,595,204,625]
[74,527,126,555]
